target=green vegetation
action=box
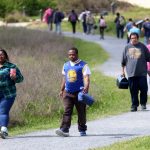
[0,0,114,18]
[93,136,150,150]
[0,0,56,17]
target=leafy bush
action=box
[0,0,6,17]
[5,11,29,23]
[0,0,57,17]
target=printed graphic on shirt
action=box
[67,70,77,82]
[128,47,141,59]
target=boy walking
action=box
[56,47,91,137]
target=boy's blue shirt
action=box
[64,60,86,93]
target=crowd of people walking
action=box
[42,8,107,39]
[47,9,150,136]
[42,8,150,44]
[1,7,150,139]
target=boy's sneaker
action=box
[55,129,69,137]
[0,131,8,139]
[131,107,137,112]
[80,131,86,136]
[141,105,146,110]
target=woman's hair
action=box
[0,48,9,61]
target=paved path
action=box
[1,107,150,150]
[63,32,125,78]
[1,31,150,150]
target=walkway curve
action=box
[64,32,125,78]
[0,31,150,150]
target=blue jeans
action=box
[128,76,148,108]
[82,22,87,33]
[87,24,93,34]
[0,96,15,127]
[144,36,150,45]
[116,25,124,38]
[55,22,61,34]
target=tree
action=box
[0,0,6,17]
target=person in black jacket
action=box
[53,8,65,34]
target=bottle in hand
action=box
[10,68,16,76]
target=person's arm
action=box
[123,24,127,32]
[122,66,126,77]
[141,26,144,32]
[68,15,70,22]
[76,13,79,22]
[83,75,90,94]
[114,17,117,23]
[141,23,145,33]
[144,45,150,62]
[10,66,24,83]
[59,75,65,97]
[82,64,91,93]
[121,47,127,76]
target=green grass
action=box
[93,136,150,150]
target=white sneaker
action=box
[55,129,69,137]
[1,126,8,139]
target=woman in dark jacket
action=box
[0,49,23,139]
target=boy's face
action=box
[68,50,78,62]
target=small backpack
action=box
[119,16,125,26]
[99,19,106,27]
[145,22,150,29]
[70,13,76,22]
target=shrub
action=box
[5,11,29,23]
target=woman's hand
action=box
[10,68,16,80]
